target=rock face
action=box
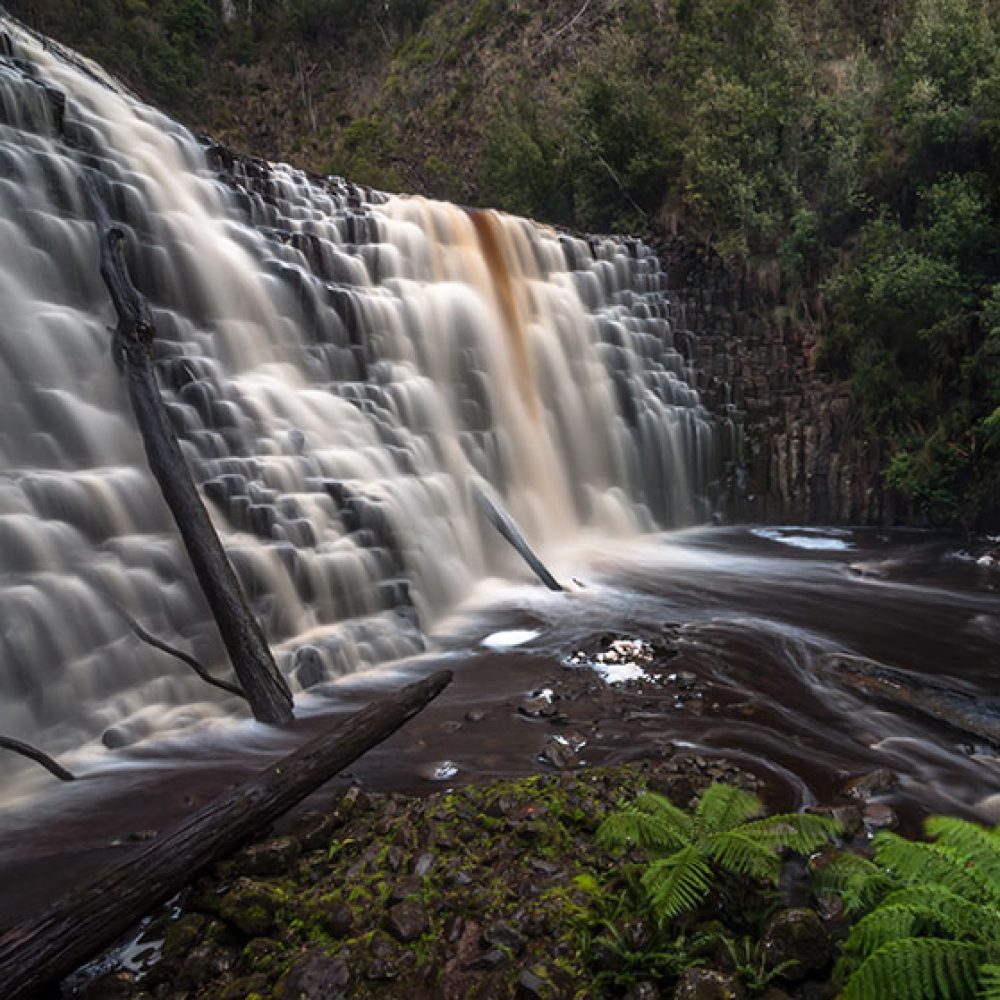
[655,237,886,524]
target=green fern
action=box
[597,782,841,921]
[828,814,1000,1000]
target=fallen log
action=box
[85,179,293,725]
[822,653,1000,746]
[0,668,452,1000]
[0,736,75,782]
[471,479,564,592]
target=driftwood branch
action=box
[471,480,564,591]
[0,737,75,782]
[85,178,293,724]
[0,669,452,1000]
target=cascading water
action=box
[0,18,718,778]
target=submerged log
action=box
[822,653,1000,746]
[87,183,293,725]
[471,480,564,592]
[0,736,74,782]
[0,669,452,1000]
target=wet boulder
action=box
[674,968,744,999]
[218,878,285,937]
[762,908,831,981]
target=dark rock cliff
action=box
[655,237,886,526]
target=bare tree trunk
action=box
[88,183,294,725]
[0,669,452,1000]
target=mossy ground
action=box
[80,755,760,999]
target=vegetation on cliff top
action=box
[6,0,1000,528]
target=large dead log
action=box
[0,668,452,1000]
[87,181,293,725]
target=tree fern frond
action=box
[843,904,920,954]
[875,884,992,942]
[844,938,983,1000]
[926,816,1000,897]
[694,783,762,833]
[597,793,692,852]
[873,833,986,901]
[812,852,892,911]
[977,963,1000,999]
[709,829,783,884]
[640,843,714,919]
[739,811,842,853]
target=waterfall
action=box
[0,17,717,769]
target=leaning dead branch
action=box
[84,176,294,724]
[0,736,75,782]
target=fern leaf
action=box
[694,783,762,833]
[843,938,983,1000]
[739,811,842,853]
[873,833,986,902]
[925,817,1000,900]
[843,904,919,954]
[709,829,783,884]
[978,964,1000,999]
[875,884,991,943]
[639,844,713,919]
[597,793,692,852]
[812,851,891,911]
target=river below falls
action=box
[1,524,998,930]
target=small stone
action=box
[673,968,742,999]
[232,836,300,876]
[386,900,428,943]
[842,768,898,801]
[519,694,558,719]
[517,968,547,998]
[863,802,898,831]
[389,876,422,903]
[79,971,136,1000]
[365,958,398,980]
[176,943,235,989]
[483,920,526,955]
[218,878,284,937]
[810,804,863,839]
[412,851,435,876]
[319,902,354,938]
[529,859,562,877]
[468,948,507,970]
[444,913,465,943]
[540,735,580,769]
[626,983,662,1000]
[465,710,486,722]
[278,950,350,999]
[762,908,831,981]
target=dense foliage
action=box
[7,0,1000,527]
[818,815,1000,999]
